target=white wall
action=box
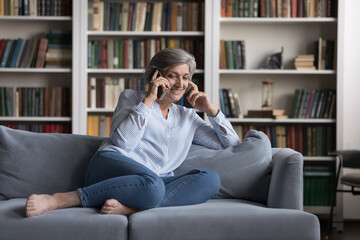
[337,0,360,220]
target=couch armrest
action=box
[267,148,303,210]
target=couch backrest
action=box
[0,126,105,200]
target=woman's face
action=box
[162,64,191,102]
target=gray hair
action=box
[144,48,196,82]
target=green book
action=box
[225,41,234,69]
[119,39,124,69]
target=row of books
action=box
[303,164,336,206]
[221,0,337,18]
[219,40,246,69]
[1,123,71,133]
[0,86,71,117]
[88,1,204,32]
[233,124,335,156]
[0,0,72,16]
[0,31,72,69]
[290,89,336,119]
[315,38,335,70]
[219,88,243,118]
[88,77,143,109]
[88,38,204,70]
[87,76,204,109]
[87,114,112,137]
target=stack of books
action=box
[294,54,315,70]
[244,109,287,119]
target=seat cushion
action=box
[129,199,320,240]
[341,173,360,187]
[175,130,272,204]
[0,199,128,240]
[0,126,105,199]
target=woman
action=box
[25,48,240,217]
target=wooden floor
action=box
[321,220,360,240]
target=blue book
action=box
[0,40,14,68]
[10,38,24,68]
[270,125,277,147]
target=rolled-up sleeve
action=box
[110,90,151,151]
[193,110,240,150]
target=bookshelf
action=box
[77,0,212,136]
[213,0,340,220]
[0,0,74,133]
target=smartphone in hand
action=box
[184,85,193,97]
[156,71,168,100]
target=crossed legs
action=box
[26,151,220,217]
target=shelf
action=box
[87,108,114,113]
[0,16,72,21]
[303,156,336,161]
[304,206,331,215]
[220,17,337,23]
[0,117,72,122]
[87,69,204,74]
[0,68,72,73]
[87,31,205,37]
[227,118,336,124]
[219,69,336,75]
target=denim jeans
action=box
[77,151,220,209]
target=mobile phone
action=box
[184,85,193,97]
[156,70,168,100]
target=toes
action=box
[105,199,117,206]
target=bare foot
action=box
[100,199,140,216]
[26,194,58,217]
[26,191,81,217]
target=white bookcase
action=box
[211,0,342,226]
[0,6,74,131]
[75,0,212,135]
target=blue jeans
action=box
[77,151,220,209]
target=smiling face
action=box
[161,64,191,103]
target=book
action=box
[0,39,13,67]
[35,38,48,68]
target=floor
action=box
[320,220,360,240]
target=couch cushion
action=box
[0,126,105,199]
[0,199,128,240]
[175,130,272,204]
[129,199,320,240]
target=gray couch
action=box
[0,126,320,240]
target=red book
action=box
[295,125,303,154]
[0,39,7,61]
[128,3,134,31]
[287,126,296,150]
[291,0,298,17]
[101,39,107,69]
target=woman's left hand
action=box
[186,81,219,117]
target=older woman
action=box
[25,48,240,217]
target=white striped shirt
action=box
[98,89,240,176]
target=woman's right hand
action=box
[142,69,171,108]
